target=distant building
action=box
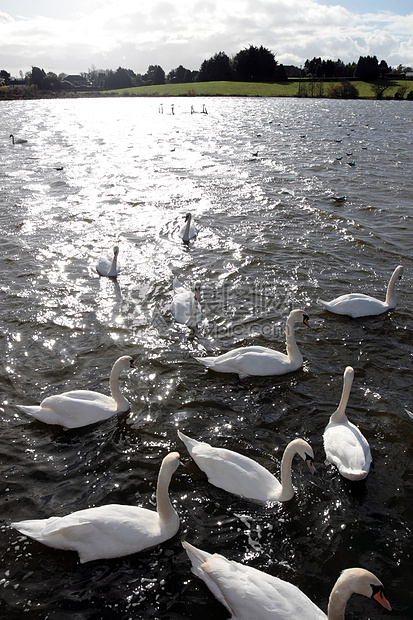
[284,65,301,78]
[63,74,90,87]
[9,78,26,87]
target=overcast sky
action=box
[1,0,412,77]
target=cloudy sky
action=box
[1,0,412,78]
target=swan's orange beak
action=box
[306,454,315,475]
[130,360,137,369]
[303,314,310,327]
[373,590,391,611]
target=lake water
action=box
[0,96,412,619]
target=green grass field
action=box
[1,79,411,101]
[102,79,412,99]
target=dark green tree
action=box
[233,45,278,82]
[41,72,62,91]
[304,57,322,76]
[167,65,195,83]
[355,55,380,80]
[30,66,46,88]
[275,64,288,81]
[198,52,233,81]
[0,70,11,85]
[143,65,165,85]
[378,59,389,78]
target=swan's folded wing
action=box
[34,391,115,426]
[189,442,280,500]
[324,423,371,475]
[12,515,95,541]
[187,548,325,620]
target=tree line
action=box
[1,45,412,93]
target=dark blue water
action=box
[0,97,412,618]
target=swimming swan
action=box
[178,432,315,502]
[171,279,202,328]
[323,366,372,481]
[318,265,403,318]
[10,134,28,145]
[96,246,120,277]
[195,309,310,378]
[12,452,181,563]
[17,355,136,428]
[182,541,391,619]
[180,213,199,242]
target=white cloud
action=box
[0,0,412,76]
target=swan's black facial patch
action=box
[305,452,314,464]
[130,360,137,369]
[371,584,385,600]
[303,314,310,327]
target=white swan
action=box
[323,366,372,481]
[12,452,181,563]
[17,355,136,428]
[171,278,202,328]
[96,246,120,277]
[318,265,403,318]
[182,541,391,619]
[178,432,314,502]
[10,134,28,145]
[180,213,199,242]
[195,309,310,378]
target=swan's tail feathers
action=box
[182,541,233,615]
[341,467,369,481]
[173,277,184,292]
[12,519,48,540]
[17,405,42,417]
[317,298,330,308]
[178,430,198,452]
[182,540,212,569]
[195,356,214,368]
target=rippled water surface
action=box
[0,97,412,618]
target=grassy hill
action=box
[102,79,412,99]
[1,79,411,100]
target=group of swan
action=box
[11,447,391,620]
[10,257,401,612]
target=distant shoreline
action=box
[1,79,412,101]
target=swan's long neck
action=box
[327,570,363,620]
[108,255,118,277]
[385,268,399,307]
[183,217,191,241]
[330,371,353,424]
[327,583,352,620]
[279,442,297,501]
[285,315,302,364]
[187,289,200,326]
[109,362,129,410]
[156,460,178,525]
